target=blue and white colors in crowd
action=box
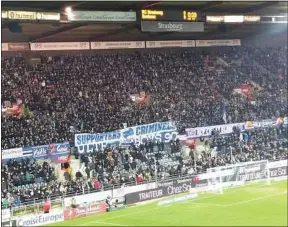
[185,123,245,138]
[75,121,178,154]
[185,118,286,139]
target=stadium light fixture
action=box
[65,7,72,14]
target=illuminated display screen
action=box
[141,9,201,21]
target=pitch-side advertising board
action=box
[125,177,208,204]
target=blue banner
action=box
[23,142,70,160]
[75,121,177,154]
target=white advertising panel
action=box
[2,148,23,160]
[146,40,195,48]
[30,42,90,51]
[196,39,241,47]
[16,211,64,226]
[91,41,145,49]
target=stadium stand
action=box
[1,47,287,149]
[1,46,287,208]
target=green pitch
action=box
[49,180,287,226]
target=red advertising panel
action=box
[64,202,106,220]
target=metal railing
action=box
[11,197,63,217]
[6,157,287,218]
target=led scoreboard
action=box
[141,9,201,21]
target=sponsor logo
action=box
[48,143,69,154]
[18,213,63,226]
[64,202,106,220]
[269,167,287,178]
[32,147,47,157]
[126,179,207,204]
[123,128,134,139]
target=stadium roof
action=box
[1,1,287,43]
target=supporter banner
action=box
[146,40,195,48]
[185,123,245,138]
[2,43,9,51]
[196,39,241,47]
[125,178,208,204]
[24,145,48,159]
[75,121,177,153]
[141,21,204,32]
[2,148,23,160]
[64,202,106,220]
[6,43,30,51]
[185,119,279,138]
[23,142,70,163]
[68,11,136,22]
[30,42,90,51]
[91,41,145,49]
[16,211,64,226]
[245,119,276,129]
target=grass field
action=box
[48,180,287,226]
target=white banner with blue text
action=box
[75,121,177,154]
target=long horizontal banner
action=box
[30,42,90,51]
[185,122,245,138]
[3,39,245,52]
[141,21,204,32]
[185,119,279,138]
[23,142,71,163]
[2,10,60,21]
[196,39,241,47]
[68,11,136,22]
[146,40,195,48]
[91,41,145,49]
[75,121,177,153]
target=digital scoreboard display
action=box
[141,9,201,22]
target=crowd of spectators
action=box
[1,46,287,208]
[1,47,287,149]
[2,125,287,208]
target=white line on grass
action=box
[185,202,228,207]
[94,191,286,225]
[77,181,286,226]
[95,220,130,226]
[227,191,286,207]
[77,196,215,226]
